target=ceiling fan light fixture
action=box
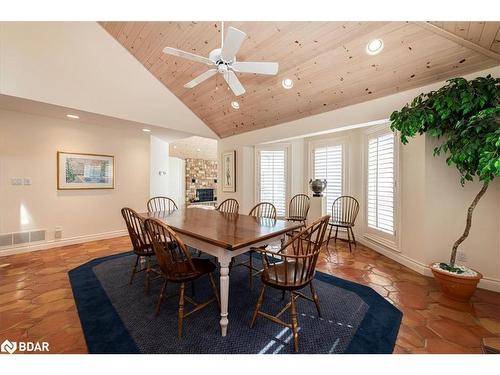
[366,39,384,55]
[231,101,240,110]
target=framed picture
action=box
[57,152,114,190]
[222,150,236,192]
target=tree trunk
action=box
[449,181,489,267]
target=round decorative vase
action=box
[430,263,482,302]
[309,179,327,197]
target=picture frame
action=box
[222,150,236,192]
[57,151,114,190]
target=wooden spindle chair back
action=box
[261,215,330,288]
[216,198,239,214]
[331,196,359,225]
[121,207,153,256]
[144,218,198,280]
[249,202,277,219]
[288,194,310,221]
[147,196,178,213]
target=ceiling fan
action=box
[162,23,279,96]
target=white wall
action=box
[150,136,170,198]
[0,108,150,254]
[0,22,216,138]
[168,157,185,207]
[424,139,500,284]
[217,66,500,291]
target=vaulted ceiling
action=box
[100,21,500,138]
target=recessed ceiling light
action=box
[173,145,177,149]
[66,114,79,119]
[142,128,151,133]
[282,78,294,89]
[231,101,240,110]
[366,39,384,55]
[196,148,201,152]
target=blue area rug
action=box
[68,252,401,354]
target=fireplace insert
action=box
[196,188,215,202]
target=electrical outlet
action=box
[54,227,63,240]
[457,251,467,262]
[23,177,32,185]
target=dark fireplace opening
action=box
[196,188,215,202]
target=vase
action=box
[309,179,327,197]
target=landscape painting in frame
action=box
[222,150,236,192]
[57,152,114,189]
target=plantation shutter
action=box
[259,149,287,216]
[313,144,343,213]
[367,132,395,235]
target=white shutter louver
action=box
[367,133,395,235]
[313,144,343,212]
[259,149,286,216]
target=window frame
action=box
[255,143,291,218]
[308,136,349,216]
[362,124,401,252]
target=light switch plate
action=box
[11,177,23,185]
[23,178,32,185]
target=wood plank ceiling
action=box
[100,21,500,138]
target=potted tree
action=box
[390,75,499,301]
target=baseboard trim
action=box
[0,229,128,257]
[357,237,500,293]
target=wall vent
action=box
[30,230,46,242]
[0,234,13,247]
[13,232,30,245]
[0,229,47,247]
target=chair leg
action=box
[145,257,151,294]
[309,281,322,318]
[178,283,185,338]
[249,252,253,289]
[325,225,333,260]
[250,285,266,328]
[290,292,299,353]
[208,272,220,309]
[350,227,357,247]
[334,226,339,243]
[155,279,167,316]
[346,227,352,252]
[129,255,139,285]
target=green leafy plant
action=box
[390,75,500,269]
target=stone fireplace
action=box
[185,158,217,203]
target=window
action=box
[312,144,343,212]
[257,148,287,216]
[367,132,395,235]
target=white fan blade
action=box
[232,61,279,75]
[223,70,246,96]
[163,47,213,65]
[184,69,217,88]
[221,27,247,62]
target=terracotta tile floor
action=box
[1,236,499,354]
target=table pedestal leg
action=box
[218,255,231,336]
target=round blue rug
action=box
[68,251,401,354]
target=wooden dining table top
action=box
[140,207,303,251]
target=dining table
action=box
[141,206,303,337]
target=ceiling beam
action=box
[414,21,500,63]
